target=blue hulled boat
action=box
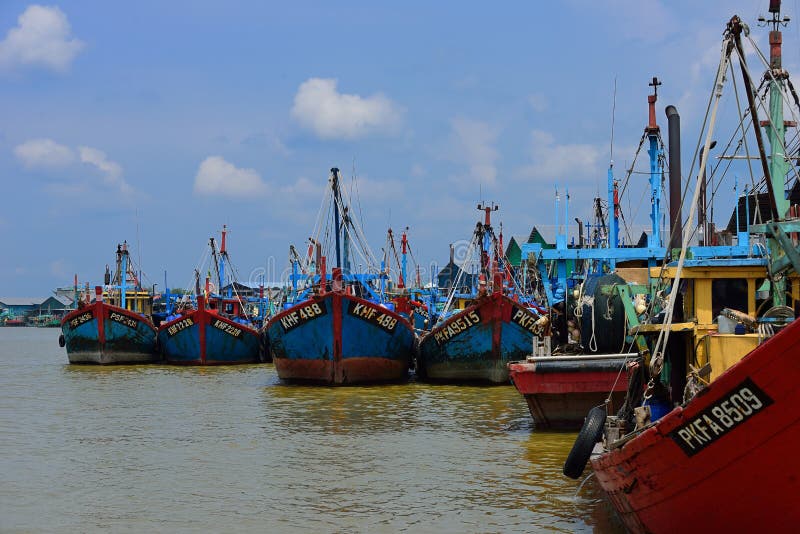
[417,204,547,383]
[60,243,159,364]
[264,168,415,385]
[157,226,262,365]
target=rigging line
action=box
[351,159,367,237]
[739,38,800,189]
[619,132,647,201]
[652,37,733,376]
[671,44,723,247]
[703,99,751,208]
[708,139,744,204]
[626,182,649,244]
[184,246,211,297]
[440,234,479,319]
[749,33,800,132]
[731,68,763,224]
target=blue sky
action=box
[1,0,796,295]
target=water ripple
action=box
[0,328,623,532]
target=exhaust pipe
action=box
[665,105,682,251]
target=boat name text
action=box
[280,302,326,332]
[212,319,242,338]
[433,310,481,345]
[109,311,138,329]
[511,307,543,335]
[166,317,195,337]
[669,377,774,457]
[69,311,93,328]
[347,301,398,333]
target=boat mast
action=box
[764,0,792,306]
[209,236,221,296]
[401,228,408,289]
[477,202,498,282]
[646,77,663,248]
[120,242,128,310]
[764,0,791,220]
[331,168,342,270]
[219,225,227,297]
[342,206,351,274]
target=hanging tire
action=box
[563,406,606,479]
[58,334,66,348]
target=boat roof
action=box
[0,297,50,306]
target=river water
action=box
[1,327,622,533]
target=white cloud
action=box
[528,93,548,113]
[291,78,402,139]
[0,5,84,73]
[448,117,499,186]
[280,176,322,197]
[14,138,74,168]
[517,130,601,182]
[79,146,133,195]
[194,156,267,198]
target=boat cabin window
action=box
[711,278,748,318]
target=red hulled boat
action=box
[591,317,800,532]
[570,6,800,530]
[508,354,631,429]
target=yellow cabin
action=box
[103,289,153,317]
[652,263,799,380]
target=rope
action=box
[742,34,800,188]
[650,37,733,380]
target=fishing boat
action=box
[384,227,434,335]
[417,204,548,383]
[60,243,159,364]
[566,6,800,530]
[264,168,415,385]
[508,78,681,428]
[157,226,262,365]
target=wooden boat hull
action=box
[590,317,800,533]
[417,293,542,383]
[61,302,158,364]
[265,293,414,385]
[158,308,260,365]
[508,358,630,429]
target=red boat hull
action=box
[591,318,800,533]
[509,359,629,429]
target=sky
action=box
[1,0,799,295]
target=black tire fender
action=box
[58,334,66,348]
[563,406,606,479]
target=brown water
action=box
[1,327,622,533]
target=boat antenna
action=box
[610,76,617,163]
[136,206,143,288]
[331,167,343,269]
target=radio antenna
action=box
[610,76,617,163]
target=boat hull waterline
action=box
[61,302,158,364]
[158,307,261,365]
[266,293,415,385]
[509,357,630,429]
[591,317,800,532]
[417,293,543,383]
